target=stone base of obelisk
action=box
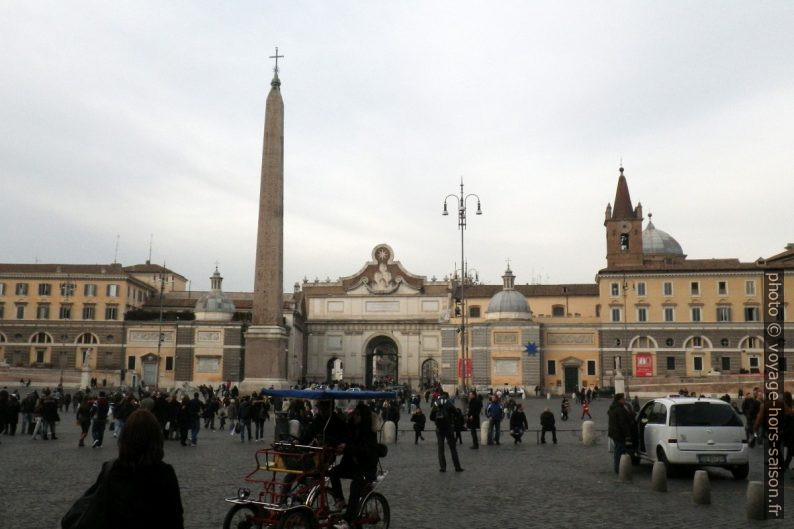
[242,325,290,392]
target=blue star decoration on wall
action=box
[524,342,538,356]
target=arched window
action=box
[684,336,712,349]
[76,333,99,345]
[0,332,6,343]
[30,332,52,344]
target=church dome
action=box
[643,215,684,257]
[195,268,235,322]
[486,267,531,320]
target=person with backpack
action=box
[429,392,463,473]
[486,395,504,445]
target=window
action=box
[745,280,756,296]
[127,356,136,369]
[636,282,646,297]
[587,360,596,376]
[59,305,72,320]
[595,305,601,318]
[36,304,49,320]
[469,306,481,318]
[36,349,45,363]
[15,283,29,295]
[637,307,648,322]
[663,282,673,296]
[32,332,51,343]
[38,283,51,296]
[634,336,652,348]
[691,336,702,348]
[105,305,118,320]
[721,357,731,371]
[747,337,758,348]
[716,306,732,322]
[615,338,622,347]
[693,356,703,371]
[0,304,4,319]
[84,284,97,297]
[15,304,25,319]
[690,281,700,296]
[106,284,119,297]
[552,305,565,317]
[665,338,674,347]
[0,283,5,296]
[165,356,174,371]
[664,307,674,322]
[611,307,622,322]
[547,360,556,375]
[744,306,759,322]
[716,281,727,296]
[650,402,668,424]
[671,402,742,427]
[82,305,95,320]
[691,306,701,322]
[749,356,760,369]
[619,233,629,251]
[666,356,676,370]
[60,282,75,297]
[610,283,620,296]
[720,338,729,347]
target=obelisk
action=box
[244,48,290,389]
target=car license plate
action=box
[697,454,726,464]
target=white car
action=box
[635,397,749,479]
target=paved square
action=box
[1,393,792,528]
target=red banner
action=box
[635,353,654,377]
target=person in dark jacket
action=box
[76,398,92,447]
[65,409,184,529]
[742,387,762,447]
[6,394,20,435]
[540,407,557,444]
[177,395,191,447]
[608,393,633,474]
[90,392,110,448]
[329,403,379,529]
[430,392,463,473]
[509,403,529,444]
[187,393,203,446]
[238,395,253,442]
[410,407,426,444]
[466,391,483,449]
[41,389,60,440]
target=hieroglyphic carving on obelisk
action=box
[244,48,289,388]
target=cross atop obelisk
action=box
[269,47,284,74]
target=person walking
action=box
[410,407,426,444]
[608,393,633,474]
[509,403,529,444]
[238,395,253,442]
[466,390,483,449]
[540,407,557,444]
[429,393,463,472]
[90,391,110,448]
[187,392,203,446]
[742,387,761,447]
[76,397,92,447]
[485,395,503,445]
[6,394,20,435]
[40,389,59,440]
[581,400,592,420]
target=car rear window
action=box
[670,402,742,427]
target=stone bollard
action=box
[746,481,764,520]
[288,419,301,439]
[480,420,490,446]
[581,421,595,446]
[651,461,667,492]
[693,470,711,505]
[382,420,396,444]
[618,454,633,482]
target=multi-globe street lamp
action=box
[442,180,482,391]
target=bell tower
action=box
[604,166,644,268]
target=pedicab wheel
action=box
[275,507,317,529]
[357,492,390,529]
[223,504,262,529]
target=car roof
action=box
[649,397,730,406]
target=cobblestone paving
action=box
[1,393,792,529]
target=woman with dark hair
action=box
[64,409,183,529]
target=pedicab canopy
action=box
[260,389,396,400]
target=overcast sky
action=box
[1,1,792,292]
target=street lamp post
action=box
[442,180,482,391]
[154,269,166,389]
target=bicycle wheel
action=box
[357,492,390,529]
[276,508,317,529]
[223,504,262,529]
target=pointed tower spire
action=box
[269,47,283,88]
[611,166,635,219]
